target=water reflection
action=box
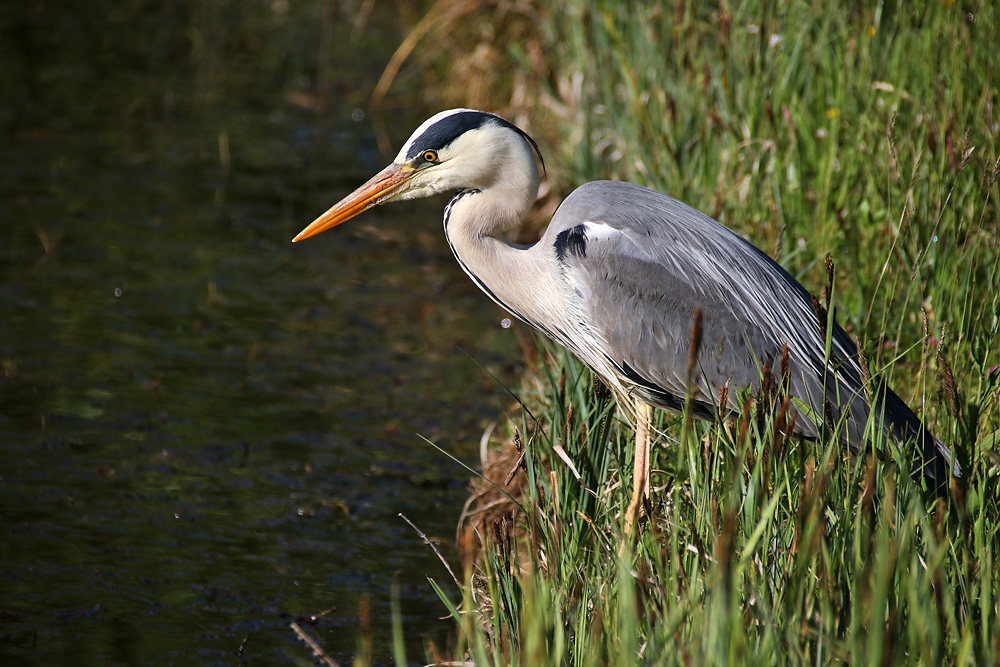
[0,2,519,664]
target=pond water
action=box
[0,3,521,664]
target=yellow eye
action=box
[421,150,438,163]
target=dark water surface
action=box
[0,3,520,664]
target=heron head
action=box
[293,109,544,242]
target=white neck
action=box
[442,185,562,333]
[441,183,624,405]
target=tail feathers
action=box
[877,383,960,494]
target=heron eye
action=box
[421,150,438,163]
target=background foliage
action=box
[382,0,1000,664]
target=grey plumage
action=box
[541,180,955,485]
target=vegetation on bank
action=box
[374,0,1000,664]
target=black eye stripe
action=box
[405,112,486,160]
[404,110,546,175]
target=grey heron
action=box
[294,109,958,532]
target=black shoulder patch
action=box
[554,224,588,262]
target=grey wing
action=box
[547,181,870,443]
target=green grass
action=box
[435,339,997,664]
[402,0,1000,663]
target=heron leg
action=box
[625,400,653,535]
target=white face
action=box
[387,110,540,203]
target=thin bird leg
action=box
[625,400,653,535]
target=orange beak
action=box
[292,163,415,242]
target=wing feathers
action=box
[546,181,954,485]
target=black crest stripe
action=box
[405,111,546,174]
[406,112,487,159]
